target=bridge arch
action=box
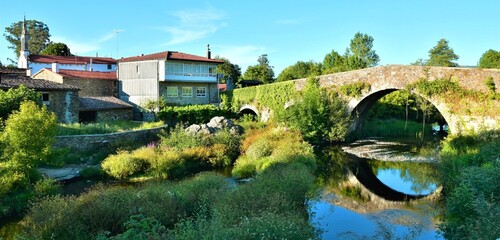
[239,104,259,117]
[348,87,452,134]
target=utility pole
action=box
[113,29,125,59]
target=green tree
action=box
[478,49,500,69]
[347,32,380,69]
[426,38,459,67]
[0,84,41,120]
[243,54,275,84]
[40,42,72,56]
[4,19,51,57]
[322,32,379,74]
[283,77,350,144]
[215,56,241,84]
[2,101,57,170]
[277,61,322,82]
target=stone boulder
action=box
[185,116,242,136]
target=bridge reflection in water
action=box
[309,146,443,239]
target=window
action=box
[107,64,112,70]
[42,92,50,105]
[182,87,192,97]
[196,87,206,97]
[166,86,178,97]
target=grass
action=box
[56,120,165,136]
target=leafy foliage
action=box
[243,54,275,84]
[4,19,51,56]
[416,38,459,67]
[0,85,41,120]
[322,32,379,74]
[57,120,165,136]
[283,77,351,144]
[338,82,371,98]
[157,104,233,126]
[478,49,500,69]
[214,56,241,84]
[40,42,72,56]
[438,130,500,239]
[276,60,322,82]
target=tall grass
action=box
[360,119,433,138]
[57,121,165,136]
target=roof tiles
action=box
[119,51,224,63]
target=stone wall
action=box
[54,125,167,152]
[46,90,79,123]
[65,78,117,97]
[96,108,133,121]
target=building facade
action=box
[17,18,116,76]
[118,48,223,119]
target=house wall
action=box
[32,70,64,83]
[159,82,219,105]
[30,62,116,76]
[96,108,133,121]
[118,60,160,108]
[44,90,79,123]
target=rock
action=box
[229,125,243,135]
[185,124,202,135]
[185,116,241,136]
[207,116,234,129]
[38,167,83,181]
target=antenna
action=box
[113,29,125,59]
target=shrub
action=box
[101,151,148,179]
[80,167,105,179]
[157,105,233,126]
[339,82,371,98]
[33,178,61,198]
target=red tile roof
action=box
[219,83,227,91]
[57,69,117,80]
[0,74,80,91]
[29,55,116,64]
[119,51,224,63]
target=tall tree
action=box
[40,42,72,56]
[243,54,275,84]
[322,32,379,74]
[277,60,321,82]
[4,19,51,57]
[215,57,241,84]
[426,38,459,67]
[478,49,500,69]
[348,32,380,69]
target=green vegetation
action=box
[413,38,459,67]
[0,85,40,120]
[277,60,322,82]
[360,119,432,138]
[484,76,496,93]
[0,101,60,218]
[57,120,165,136]
[221,80,296,119]
[242,54,275,84]
[101,126,241,180]
[338,82,371,98]
[4,19,51,56]
[232,125,316,178]
[438,130,500,239]
[157,104,233,126]
[478,49,500,69]
[40,42,72,56]
[282,77,351,144]
[20,161,318,239]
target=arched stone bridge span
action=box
[234,65,500,134]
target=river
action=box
[309,138,443,239]
[0,138,443,239]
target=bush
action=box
[157,105,233,126]
[80,167,105,179]
[101,151,148,179]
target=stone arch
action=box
[239,104,259,117]
[348,87,453,134]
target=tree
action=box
[4,19,51,57]
[1,101,57,170]
[0,85,41,120]
[322,32,379,74]
[478,49,500,69]
[426,38,459,67]
[40,42,72,56]
[243,54,275,84]
[283,77,350,144]
[348,32,380,69]
[277,61,322,82]
[215,57,241,84]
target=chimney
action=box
[207,44,211,59]
[89,58,93,71]
[52,62,59,73]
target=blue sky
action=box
[1,0,499,74]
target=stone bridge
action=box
[234,65,500,134]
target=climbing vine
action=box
[338,82,371,98]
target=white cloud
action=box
[51,31,117,56]
[159,6,226,46]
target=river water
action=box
[309,139,443,239]
[0,138,443,239]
